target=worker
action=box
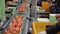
[50,2,57,14]
[46,22,60,34]
[56,0,60,13]
[37,0,42,6]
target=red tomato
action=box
[7,26,12,30]
[12,26,16,30]
[4,31,8,34]
[4,32,6,34]
[14,15,19,19]
[22,4,26,8]
[19,16,24,19]
[19,22,22,27]
[11,19,18,27]
[24,0,28,2]
[12,19,17,23]
[12,30,18,34]
[18,6,26,12]
[18,7,23,12]
[4,31,12,34]
[16,19,22,23]
[15,26,20,33]
[7,26,15,33]
[17,22,22,27]
[12,21,18,27]
[22,8,26,12]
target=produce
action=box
[14,15,19,19]
[12,19,18,26]
[21,4,26,8]
[24,0,28,2]
[17,22,22,27]
[4,31,12,34]
[15,26,20,33]
[4,15,24,34]
[12,30,18,34]
[18,15,24,19]
[18,7,26,12]
[56,14,60,19]
[18,4,26,12]
[7,26,15,33]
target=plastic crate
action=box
[32,22,51,34]
[50,14,57,23]
[41,2,50,13]
[2,13,27,34]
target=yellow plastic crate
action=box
[42,1,50,13]
[32,22,55,34]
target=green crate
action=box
[50,14,57,23]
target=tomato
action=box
[7,26,15,33]
[11,19,18,27]
[18,7,23,12]
[4,31,12,34]
[19,16,24,19]
[18,6,26,12]
[22,4,26,8]
[4,31,8,34]
[12,19,17,23]
[7,26,12,30]
[15,26,20,33]
[4,32,6,34]
[19,22,22,27]
[22,8,26,12]
[12,30,18,34]
[17,19,22,23]
[17,22,22,27]
[13,26,16,30]
[12,22,18,27]
[14,15,19,19]
[24,0,28,2]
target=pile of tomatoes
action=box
[24,0,28,2]
[4,15,24,34]
[18,4,26,12]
